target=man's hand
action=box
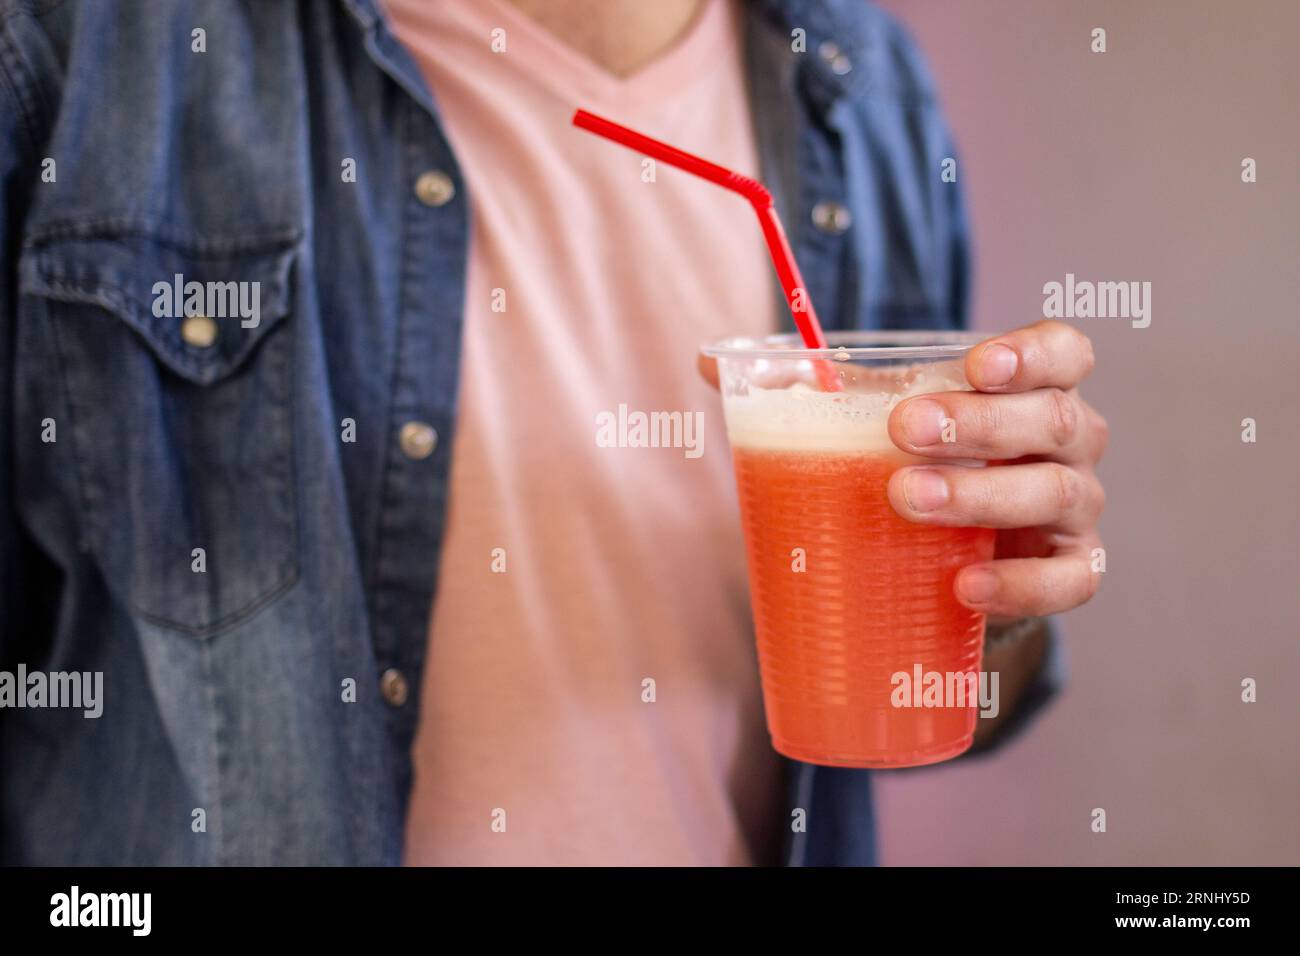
[886,320,1107,622]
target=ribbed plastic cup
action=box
[702,331,995,768]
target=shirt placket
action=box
[344,0,472,809]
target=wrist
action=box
[984,615,1044,650]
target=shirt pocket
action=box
[19,227,301,637]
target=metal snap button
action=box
[415,170,456,207]
[811,201,852,234]
[399,421,438,460]
[380,668,409,707]
[181,314,219,348]
[819,40,852,75]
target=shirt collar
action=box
[748,0,875,101]
[342,0,873,106]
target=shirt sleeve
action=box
[968,619,1067,754]
[0,8,49,661]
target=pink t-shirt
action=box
[384,0,782,865]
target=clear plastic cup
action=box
[702,330,995,768]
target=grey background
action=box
[872,0,1300,864]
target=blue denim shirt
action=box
[0,0,1059,865]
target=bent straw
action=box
[572,108,841,391]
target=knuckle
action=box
[968,395,1002,447]
[1045,388,1080,448]
[1093,412,1110,460]
[1082,561,1102,601]
[1030,567,1059,614]
[1089,474,1107,521]
[983,475,1010,518]
[1085,402,1110,450]
[1073,328,1096,375]
[955,468,994,517]
[1050,463,1083,516]
[1038,319,1071,354]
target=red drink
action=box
[731,441,994,767]
[705,332,996,768]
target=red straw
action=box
[572,108,841,391]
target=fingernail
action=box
[902,468,949,512]
[902,399,945,446]
[979,344,1019,387]
[959,567,998,604]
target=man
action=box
[0,0,1105,865]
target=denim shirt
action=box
[0,0,1059,865]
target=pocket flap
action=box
[19,228,300,386]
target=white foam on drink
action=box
[723,361,970,454]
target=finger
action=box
[888,462,1103,533]
[966,320,1095,393]
[954,548,1102,617]
[697,354,719,390]
[1080,398,1109,464]
[890,387,1092,463]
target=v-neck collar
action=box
[463,0,734,111]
